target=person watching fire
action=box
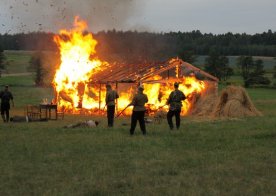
[166,82,186,130]
[105,84,119,127]
[128,85,148,135]
[0,85,14,123]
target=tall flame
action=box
[53,17,207,115]
[53,16,108,111]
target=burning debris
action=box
[52,17,218,116]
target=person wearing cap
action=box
[166,82,186,130]
[0,85,14,122]
[105,84,119,127]
[128,85,148,135]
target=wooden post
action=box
[54,88,58,105]
[176,64,179,78]
[99,83,101,115]
[115,81,118,115]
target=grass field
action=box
[3,51,34,74]
[0,51,275,195]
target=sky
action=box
[0,0,276,34]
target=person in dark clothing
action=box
[105,84,119,127]
[0,85,14,122]
[128,85,148,135]
[167,82,186,130]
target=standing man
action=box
[129,85,148,135]
[0,85,14,122]
[105,84,119,127]
[167,82,186,130]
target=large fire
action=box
[53,16,109,111]
[53,17,207,115]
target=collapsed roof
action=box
[91,58,218,84]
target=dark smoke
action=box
[0,0,146,33]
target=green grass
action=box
[3,50,34,73]
[0,75,34,87]
[0,51,275,195]
[0,80,275,195]
[0,112,275,195]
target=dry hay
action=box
[188,92,218,116]
[212,86,262,118]
[189,85,262,118]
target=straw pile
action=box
[213,86,262,117]
[190,86,262,118]
[189,92,217,116]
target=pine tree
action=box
[237,56,270,87]
[29,52,46,86]
[0,46,6,70]
[204,50,233,81]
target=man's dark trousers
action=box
[130,111,146,135]
[107,105,115,127]
[1,103,10,122]
[167,110,181,129]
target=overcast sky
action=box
[0,0,276,34]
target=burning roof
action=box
[90,58,218,84]
[52,17,218,116]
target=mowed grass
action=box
[3,50,34,73]
[1,115,275,195]
[0,51,275,195]
[0,79,275,195]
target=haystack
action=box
[212,86,262,118]
[189,92,218,116]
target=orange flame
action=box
[143,75,206,115]
[53,16,108,112]
[53,17,207,115]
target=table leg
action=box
[49,109,51,119]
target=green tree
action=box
[204,50,233,81]
[237,56,254,87]
[0,45,6,70]
[219,56,233,81]
[272,63,276,86]
[29,52,46,86]
[248,59,270,86]
[273,66,276,79]
[178,50,197,64]
[237,56,270,87]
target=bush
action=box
[29,52,47,86]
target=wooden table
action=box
[39,104,58,120]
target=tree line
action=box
[204,51,274,87]
[0,29,276,62]
[0,30,276,87]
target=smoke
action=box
[0,0,146,34]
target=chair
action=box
[57,107,65,120]
[57,111,64,119]
[26,105,41,121]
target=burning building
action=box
[52,17,218,116]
